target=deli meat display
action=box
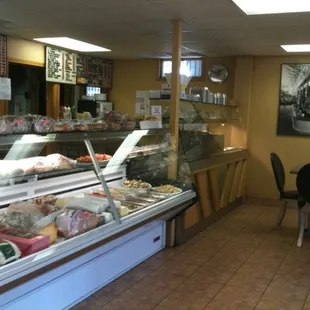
[0,128,196,310]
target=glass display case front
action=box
[149,99,246,164]
[0,127,197,286]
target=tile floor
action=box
[72,204,310,310]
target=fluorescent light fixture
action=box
[232,0,310,15]
[281,44,310,52]
[33,37,110,52]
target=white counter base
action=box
[1,221,165,310]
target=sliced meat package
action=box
[55,210,87,238]
[0,228,49,257]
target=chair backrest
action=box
[296,164,310,202]
[270,152,285,194]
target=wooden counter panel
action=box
[175,150,249,245]
[221,162,237,208]
[238,160,247,198]
[208,169,221,211]
[195,171,213,217]
[230,159,245,203]
[183,203,200,229]
[190,149,249,173]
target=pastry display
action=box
[77,153,112,163]
[123,179,151,189]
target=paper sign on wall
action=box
[151,105,162,119]
[0,77,11,100]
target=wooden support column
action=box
[166,19,182,248]
[168,19,182,180]
[46,82,60,120]
[0,100,8,115]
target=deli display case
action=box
[0,129,197,310]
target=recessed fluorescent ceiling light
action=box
[33,37,110,52]
[281,45,310,52]
[232,0,310,15]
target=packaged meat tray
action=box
[55,210,87,238]
[0,228,49,257]
[34,116,55,133]
[103,111,123,130]
[6,116,32,133]
[0,239,21,265]
[121,115,135,130]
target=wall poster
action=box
[277,63,310,136]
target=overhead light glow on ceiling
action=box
[33,37,111,52]
[281,44,310,52]
[232,0,310,15]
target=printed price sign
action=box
[151,105,162,117]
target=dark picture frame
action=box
[277,63,310,136]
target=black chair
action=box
[296,164,310,247]
[270,152,299,226]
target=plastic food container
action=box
[34,116,56,133]
[140,120,162,129]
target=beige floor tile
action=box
[237,261,279,279]
[193,263,235,284]
[101,296,153,310]
[74,204,310,310]
[255,284,308,310]
[158,256,204,277]
[159,286,213,310]
[272,270,310,287]
[303,294,310,310]
[140,267,188,289]
[152,305,172,310]
[227,270,271,292]
[102,277,135,295]
[204,285,263,310]
[121,282,171,306]
[267,280,310,299]
[121,265,154,283]
[178,280,223,298]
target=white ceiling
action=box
[1,0,310,58]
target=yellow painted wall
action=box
[246,55,310,199]
[110,57,236,116]
[7,37,45,66]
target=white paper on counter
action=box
[0,77,11,100]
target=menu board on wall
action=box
[76,55,113,88]
[46,46,77,84]
[0,35,8,77]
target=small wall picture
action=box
[277,63,310,136]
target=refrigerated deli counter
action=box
[0,130,197,310]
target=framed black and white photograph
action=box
[277,63,310,136]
